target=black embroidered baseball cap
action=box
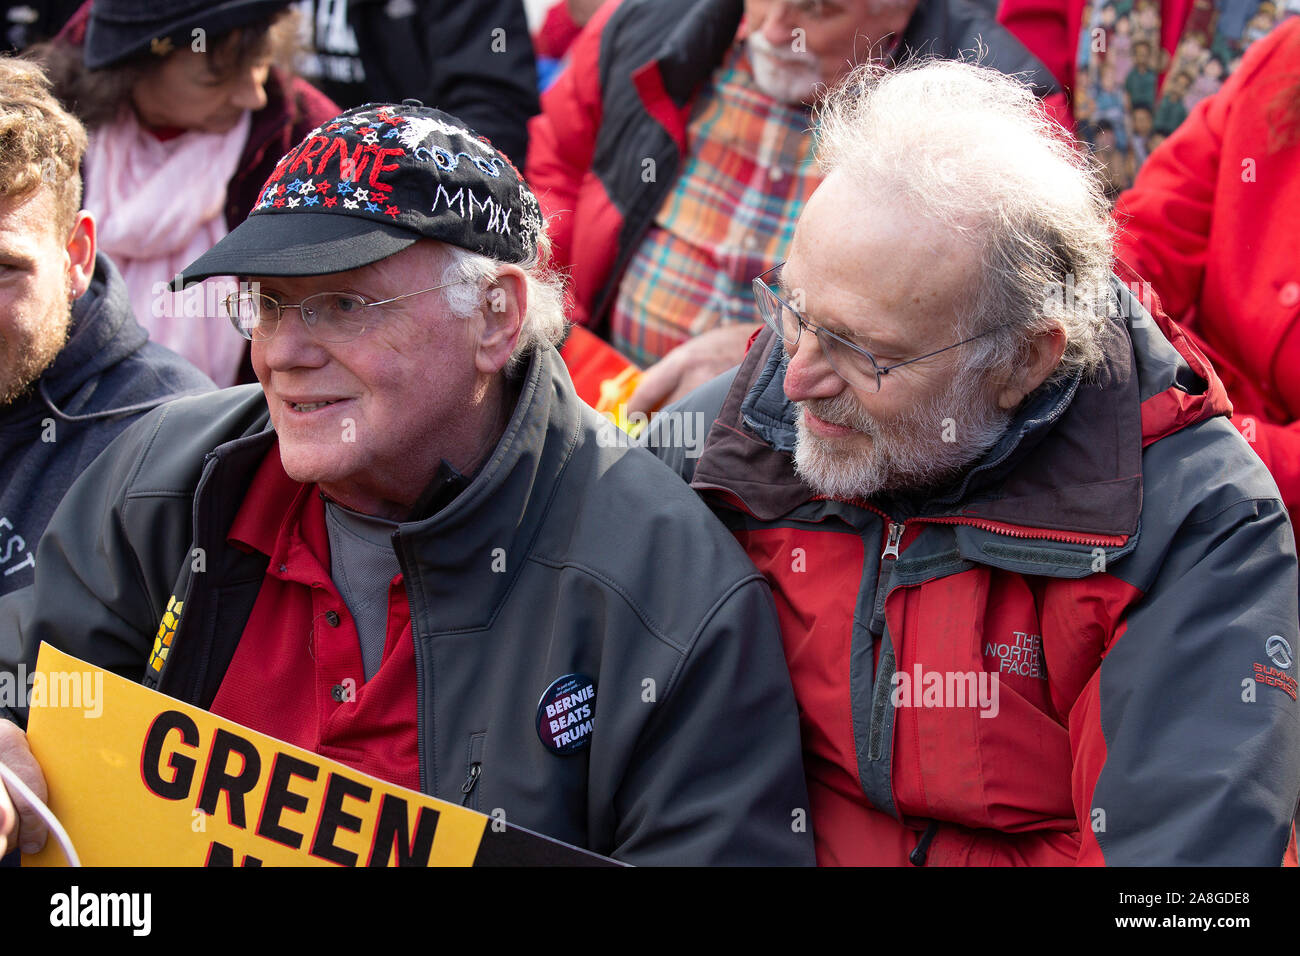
[174,101,544,288]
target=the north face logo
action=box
[983,630,1047,680]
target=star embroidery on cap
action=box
[353,188,370,201]
[273,198,285,207]
[365,201,382,213]
[297,181,314,195]
[286,178,304,192]
[382,128,401,140]
[384,205,400,218]
[362,132,379,145]
[286,197,301,207]
[314,180,330,193]
[304,196,320,206]
[343,198,359,209]
[337,124,354,134]
[356,127,372,137]
[276,184,287,196]
[323,196,338,207]
[327,123,341,131]
[335,181,354,195]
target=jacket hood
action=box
[691,273,1232,544]
[2,252,171,430]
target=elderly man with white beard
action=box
[525,0,1064,410]
[645,59,1300,866]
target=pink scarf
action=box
[83,109,252,387]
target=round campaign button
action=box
[536,673,597,755]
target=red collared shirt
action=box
[209,444,420,792]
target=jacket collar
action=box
[638,0,744,109]
[691,274,1230,544]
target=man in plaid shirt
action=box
[526,0,1063,412]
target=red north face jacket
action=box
[647,275,1300,865]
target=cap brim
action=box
[173,213,420,289]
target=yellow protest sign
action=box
[22,643,488,866]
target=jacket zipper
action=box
[882,521,904,559]
[460,764,481,806]
[805,494,1129,549]
[913,514,1127,548]
[393,530,431,797]
[181,452,221,702]
[870,520,904,633]
[865,521,904,763]
[909,821,939,866]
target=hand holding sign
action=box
[22,645,618,866]
[0,719,48,856]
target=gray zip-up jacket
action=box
[0,344,814,866]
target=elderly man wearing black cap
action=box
[0,103,814,866]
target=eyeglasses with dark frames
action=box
[751,262,1010,392]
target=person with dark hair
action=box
[26,0,338,387]
[1152,68,1193,130]
[1130,102,1154,162]
[293,0,538,165]
[1124,38,1157,108]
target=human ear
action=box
[474,265,526,375]
[996,324,1067,409]
[65,211,96,300]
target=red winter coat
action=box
[1113,18,1300,527]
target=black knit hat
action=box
[174,102,545,287]
[85,0,295,70]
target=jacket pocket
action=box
[461,731,485,812]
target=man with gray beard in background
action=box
[646,59,1300,866]
[526,0,1064,412]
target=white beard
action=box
[792,370,1013,501]
[746,32,823,105]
